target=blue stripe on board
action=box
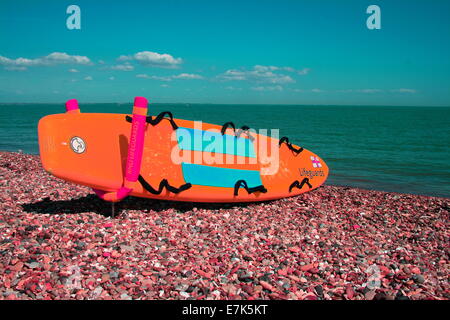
[181,162,262,188]
[176,127,256,158]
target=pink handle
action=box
[125,97,148,182]
[95,97,148,202]
[66,99,80,114]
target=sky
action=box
[0,0,449,105]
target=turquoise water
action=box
[0,103,449,198]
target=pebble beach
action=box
[0,151,448,300]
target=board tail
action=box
[92,97,148,202]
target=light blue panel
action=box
[176,127,256,158]
[181,162,262,188]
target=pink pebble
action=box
[1,151,448,301]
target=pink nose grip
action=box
[134,96,148,108]
[65,99,80,114]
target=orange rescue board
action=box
[38,105,328,203]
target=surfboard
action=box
[38,97,328,203]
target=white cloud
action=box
[136,73,203,81]
[218,65,296,84]
[139,74,172,81]
[0,52,92,70]
[172,73,203,80]
[109,76,115,80]
[358,89,382,93]
[161,84,170,88]
[84,76,93,81]
[253,65,280,72]
[45,52,91,65]
[110,63,134,71]
[225,86,242,91]
[337,88,415,94]
[311,88,323,93]
[119,51,182,68]
[251,85,283,91]
[253,65,298,73]
[391,88,416,93]
[5,66,26,71]
[118,55,129,61]
[68,68,79,73]
[337,89,381,93]
[297,68,310,75]
[153,76,172,81]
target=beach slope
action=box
[0,152,448,300]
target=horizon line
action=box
[0,101,449,108]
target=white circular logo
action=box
[70,136,86,154]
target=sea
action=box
[0,103,449,198]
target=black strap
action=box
[138,175,192,195]
[288,178,312,192]
[221,122,255,142]
[221,122,235,135]
[233,180,267,196]
[126,111,178,130]
[235,125,251,139]
[279,137,303,155]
